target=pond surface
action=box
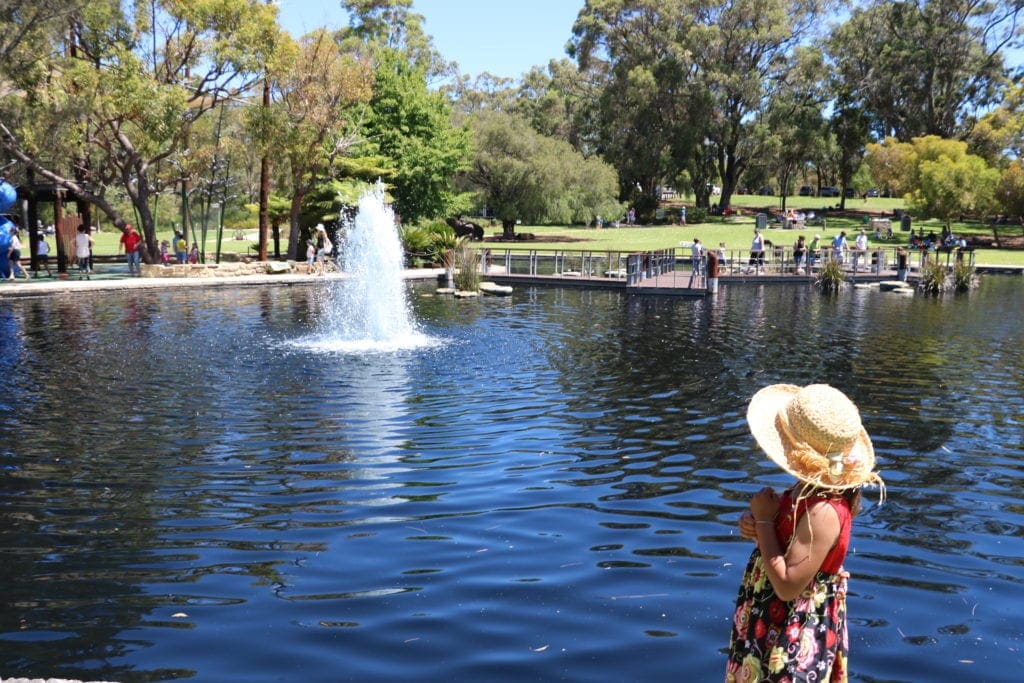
[1,277,1022,682]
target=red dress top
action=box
[774,488,851,574]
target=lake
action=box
[1,276,1022,682]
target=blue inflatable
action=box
[0,181,17,278]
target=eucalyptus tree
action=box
[968,82,1024,165]
[827,0,1019,141]
[569,1,700,213]
[570,0,825,212]
[446,71,519,115]
[513,59,603,157]
[339,0,441,73]
[253,29,373,259]
[0,0,89,80]
[760,46,831,210]
[0,0,280,260]
[690,0,825,210]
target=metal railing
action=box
[481,249,634,281]
[477,244,976,285]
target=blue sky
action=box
[274,0,585,80]
[275,2,1020,80]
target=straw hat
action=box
[747,383,882,490]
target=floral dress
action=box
[726,491,852,683]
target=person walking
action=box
[305,239,317,274]
[75,225,93,280]
[7,227,29,280]
[726,383,884,682]
[35,233,53,277]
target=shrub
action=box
[918,260,948,294]
[426,222,458,264]
[453,240,481,292]
[953,262,976,292]
[687,207,709,224]
[399,224,433,266]
[814,258,846,292]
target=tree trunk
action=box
[287,192,305,260]
[502,218,516,239]
[132,185,156,263]
[257,75,270,262]
[258,156,269,261]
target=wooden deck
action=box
[485,266,911,297]
[477,245,992,297]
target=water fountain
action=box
[292,183,437,354]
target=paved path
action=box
[0,267,445,300]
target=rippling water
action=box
[1,277,1022,682]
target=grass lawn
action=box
[484,194,1024,267]
[84,226,260,259]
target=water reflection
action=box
[0,277,1021,682]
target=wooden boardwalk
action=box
[479,246,929,296]
[485,266,908,297]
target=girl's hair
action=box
[792,482,863,518]
[841,488,862,518]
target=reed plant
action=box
[814,258,845,292]
[918,260,949,294]
[453,239,481,292]
[953,262,976,292]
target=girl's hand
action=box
[750,487,780,523]
[738,511,757,540]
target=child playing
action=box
[305,239,316,274]
[160,240,170,264]
[174,232,188,263]
[188,243,199,264]
[726,383,883,682]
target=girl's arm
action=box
[751,491,840,601]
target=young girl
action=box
[159,240,170,264]
[727,383,883,682]
[188,243,199,264]
[305,239,316,274]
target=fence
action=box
[478,244,975,285]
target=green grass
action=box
[486,220,1024,266]
[78,226,260,259]
[482,195,1024,267]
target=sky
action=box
[274,0,585,80]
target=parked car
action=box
[799,185,814,196]
[758,186,774,196]
[843,187,856,198]
[866,188,880,197]
[819,186,839,197]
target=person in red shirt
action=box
[119,223,143,276]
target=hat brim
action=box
[747,384,876,489]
